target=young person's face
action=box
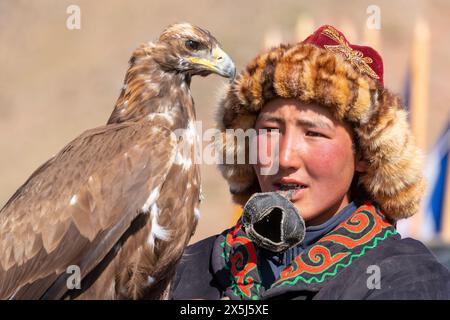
[253,98,366,226]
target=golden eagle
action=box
[0,23,235,299]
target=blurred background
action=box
[0,0,449,266]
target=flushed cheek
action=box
[253,135,281,190]
[305,142,354,182]
[255,134,277,168]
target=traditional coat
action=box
[172,202,450,300]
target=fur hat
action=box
[216,25,425,221]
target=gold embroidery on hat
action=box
[321,26,380,80]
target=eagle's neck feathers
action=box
[108,44,194,127]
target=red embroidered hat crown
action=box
[302,25,384,85]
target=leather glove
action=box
[241,192,305,252]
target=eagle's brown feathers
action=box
[0,23,234,299]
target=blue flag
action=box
[424,123,450,233]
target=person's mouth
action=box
[273,179,308,201]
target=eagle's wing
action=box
[0,121,177,299]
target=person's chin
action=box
[292,201,308,218]
[292,200,320,223]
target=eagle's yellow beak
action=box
[188,46,236,79]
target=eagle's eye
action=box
[185,40,200,51]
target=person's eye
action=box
[261,127,279,133]
[306,130,326,138]
[256,123,276,130]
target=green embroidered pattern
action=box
[271,228,397,287]
[220,203,397,300]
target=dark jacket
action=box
[172,203,450,300]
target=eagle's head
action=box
[152,23,235,79]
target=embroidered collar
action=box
[211,202,398,300]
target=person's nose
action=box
[278,129,303,171]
